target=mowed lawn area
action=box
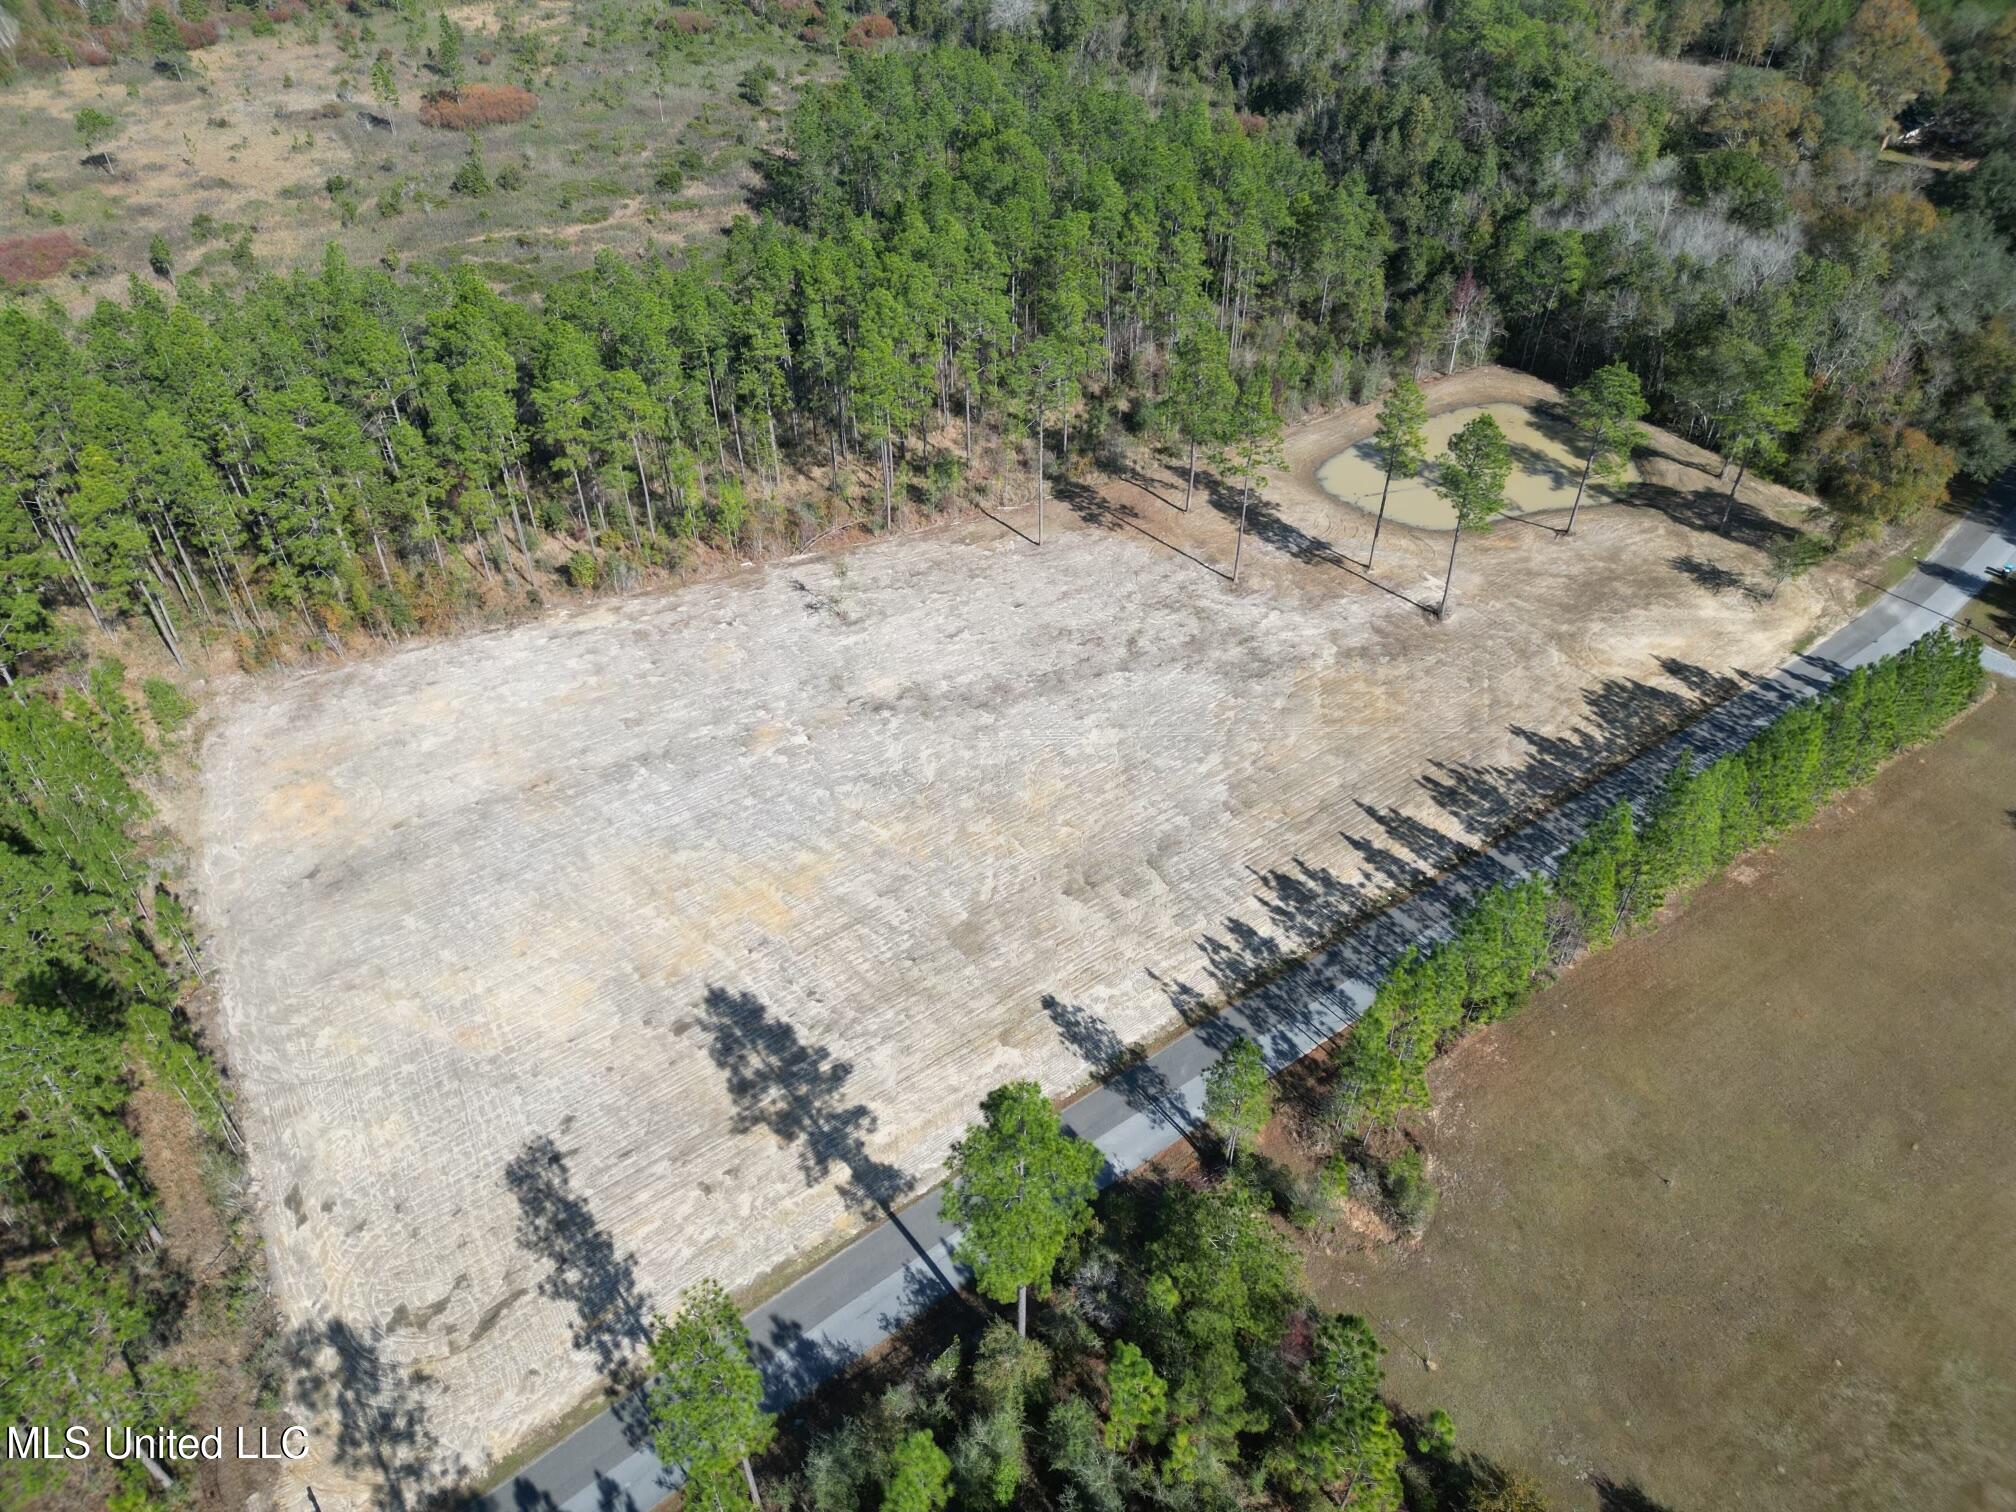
[1309,687,2016,1510]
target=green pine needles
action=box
[647,1278,777,1510]
[944,1081,1103,1337]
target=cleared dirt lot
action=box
[198,371,1832,1499]
[1309,689,2016,1510]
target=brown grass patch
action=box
[666,7,714,31]
[1306,689,2016,1508]
[417,81,538,129]
[0,230,91,286]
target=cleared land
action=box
[198,373,1832,1499]
[1308,688,2016,1510]
[1314,400,1640,531]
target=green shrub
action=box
[738,61,779,107]
[450,143,491,196]
[142,677,196,735]
[1380,1148,1437,1232]
[565,551,597,588]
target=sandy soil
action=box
[196,369,1835,1504]
[1307,689,2016,1509]
[1313,400,1641,531]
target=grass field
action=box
[1308,688,2016,1510]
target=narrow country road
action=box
[472,475,2016,1512]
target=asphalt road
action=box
[472,477,2016,1512]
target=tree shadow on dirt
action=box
[288,1317,465,1511]
[1155,652,1801,1044]
[1624,479,1801,552]
[693,986,958,1303]
[1417,671,1720,846]
[1055,474,1230,577]
[1669,552,1762,599]
[504,1135,654,1443]
[1592,1475,1678,1511]
[694,987,913,1221]
[1040,993,1195,1151]
[1201,471,1450,609]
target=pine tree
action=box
[1563,362,1647,535]
[1223,360,1284,585]
[1431,412,1512,620]
[1202,1036,1272,1165]
[882,1430,953,1512]
[1556,800,1637,948]
[0,1252,182,1501]
[944,1082,1102,1336]
[143,4,189,79]
[646,1279,775,1510]
[437,14,466,91]
[1165,320,1234,513]
[1101,1341,1168,1452]
[1366,373,1426,569]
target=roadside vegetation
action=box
[635,629,1987,1512]
[0,657,279,1510]
[1308,670,2016,1509]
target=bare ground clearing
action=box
[198,373,1832,1503]
[1308,688,2016,1510]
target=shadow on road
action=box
[1039,993,1197,1157]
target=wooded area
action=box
[4,0,2016,681]
[3,0,2013,1504]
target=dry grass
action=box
[0,228,91,285]
[0,0,813,308]
[417,82,539,130]
[844,13,896,47]
[1307,689,2016,1510]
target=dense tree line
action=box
[651,1083,1446,1512]
[0,658,241,1504]
[7,0,2016,681]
